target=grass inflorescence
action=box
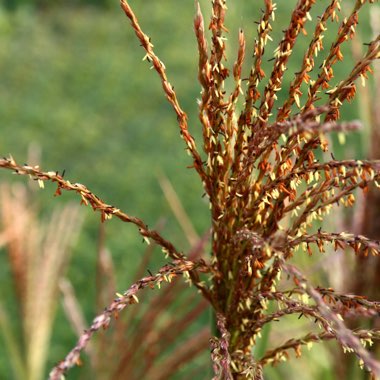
[1,0,380,379]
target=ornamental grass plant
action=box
[1,0,380,379]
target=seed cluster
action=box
[191,0,380,377]
[1,0,379,379]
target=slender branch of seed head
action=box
[288,231,380,257]
[268,160,380,211]
[276,31,378,183]
[316,287,380,312]
[210,0,228,72]
[288,180,332,233]
[206,0,230,176]
[230,0,274,186]
[250,289,374,327]
[271,159,380,193]
[234,136,378,227]
[240,0,274,127]
[209,0,229,133]
[194,1,215,174]
[303,0,368,112]
[235,1,316,192]
[231,107,330,193]
[48,260,200,380]
[280,116,363,138]
[194,1,212,145]
[194,0,212,140]
[327,34,380,120]
[286,174,379,236]
[252,304,328,332]
[195,0,231,211]
[194,1,210,93]
[0,157,213,301]
[261,113,332,182]
[227,29,246,127]
[245,288,331,333]
[332,34,380,97]
[257,257,283,301]
[256,1,314,128]
[210,313,233,380]
[282,162,380,216]
[223,29,246,186]
[0,157,181,257]
[254,118,362,164]
[281,261,380,376]
[290,173,380,236]
[258,329,380,367]
[120,0,209,191]
[257,106,332,151]
[277,0,342,121]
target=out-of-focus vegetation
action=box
[0,1,375,379]
[2,0,114,11]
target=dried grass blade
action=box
[145,327,210,380]
[59,279,90,353]
[24,203,83,380]
[136,297,209,379]
[111,280,184,379]
[0,305,27,379]
[158,172,199,246]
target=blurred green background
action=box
[0,0,375,379]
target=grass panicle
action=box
[1,0,380,379]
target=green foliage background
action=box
[0,1,372,378]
